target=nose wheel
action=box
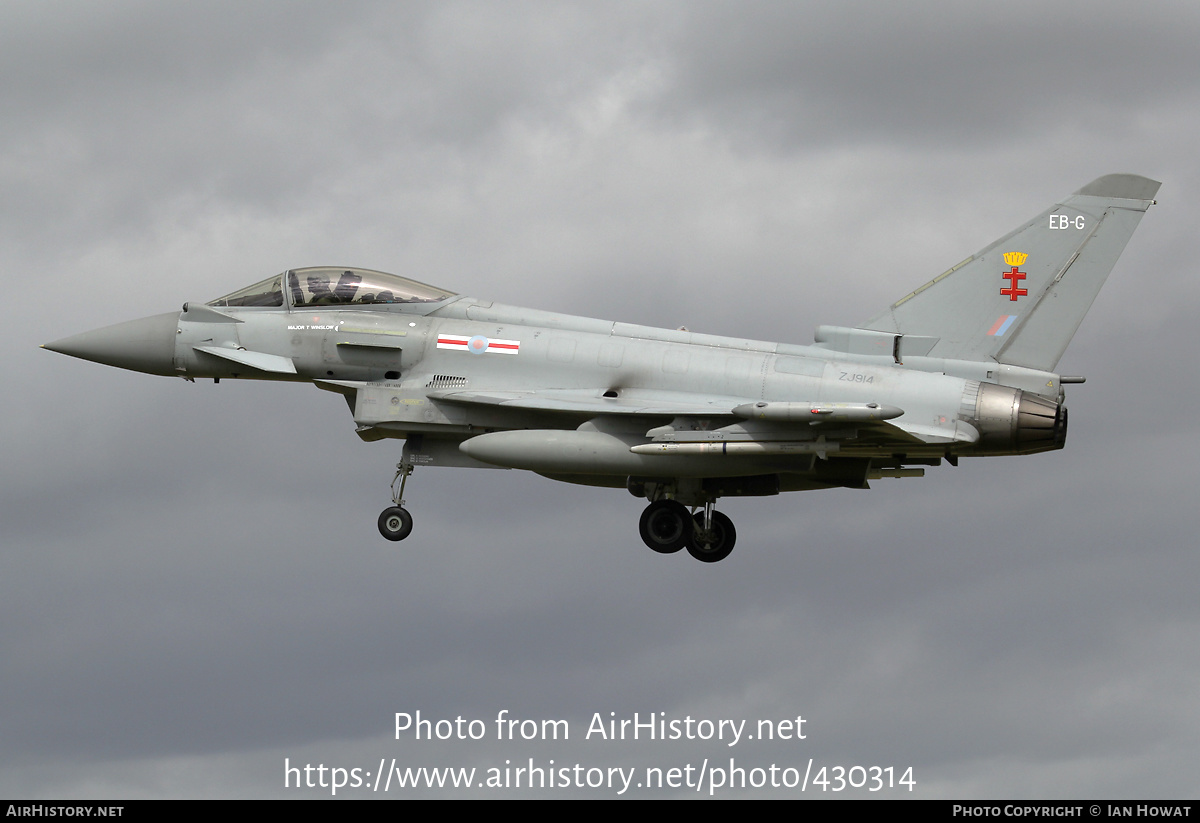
[378,507,413,541]
[378,461,415,541]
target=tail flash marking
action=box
[987,315,1019,336]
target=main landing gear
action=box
[638,498,736,563]
[378,460,414,541]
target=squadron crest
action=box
[1001,251,1028,301]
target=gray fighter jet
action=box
[44,174,1159,562]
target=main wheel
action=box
[638,500,691,554]
[686,510,735,563]
[378,506,413,541]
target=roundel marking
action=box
[467,335,489,354]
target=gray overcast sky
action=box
[3,0,1198,798]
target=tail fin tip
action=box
[1075,174,1160,201]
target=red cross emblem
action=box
[1001,267,1027,301]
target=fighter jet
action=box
[43,174,1159,562]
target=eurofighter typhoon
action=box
[44,174,1159,562]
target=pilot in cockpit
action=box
[307,273,337,304]
[334,270,362,303]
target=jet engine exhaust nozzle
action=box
[973,382,1067,455]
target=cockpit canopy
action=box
[207,267,457,309]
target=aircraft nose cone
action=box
[43,312,180,376]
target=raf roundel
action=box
[435,333,521,355]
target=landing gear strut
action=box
[378,461,414,541]
[686,506,735,563]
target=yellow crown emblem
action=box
[1003,252,1028,266]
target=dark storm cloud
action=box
[0,2,376,244]
[665,1,1200,150]
[0,1,669,254]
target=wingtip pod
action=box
[1074,174,1161,201]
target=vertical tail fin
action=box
[864,174,1159,371]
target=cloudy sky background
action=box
[3,0,1197,798]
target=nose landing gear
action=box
[378,460,414,542]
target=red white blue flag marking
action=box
[436,334,520,355]
[987,315,1018,337]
